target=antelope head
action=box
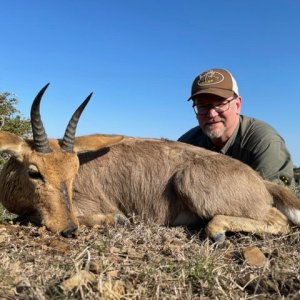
[0,84,123,237]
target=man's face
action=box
[193,94,241,142]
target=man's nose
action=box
[206,107,219,117]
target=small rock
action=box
[243,246,267,267]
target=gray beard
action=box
[203,124,227,140]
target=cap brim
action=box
[187,88,235,101]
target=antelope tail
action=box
[265,181,300,225]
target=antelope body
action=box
[0,85,300,242]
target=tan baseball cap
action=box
[188,68,239,101]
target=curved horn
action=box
[60,93,92,152]
[30,83,52,153]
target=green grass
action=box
[0,204,16,222]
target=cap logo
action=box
[197,70,224,86]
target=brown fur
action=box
[1,131,300,242]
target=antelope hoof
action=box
[210,232,226,245]
[115,213,130,226]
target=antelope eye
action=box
[28,165,43,180]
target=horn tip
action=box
[84,92,93,103]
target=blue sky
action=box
[0,1,299,166]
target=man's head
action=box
[188,68,239,101]
[189,68,242,147]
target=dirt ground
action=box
[1,208,300,300]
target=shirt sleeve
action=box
[178,126,200,146]
[250,138,294,185]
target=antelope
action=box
[0,84,299,243]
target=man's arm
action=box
[250,139,294,185]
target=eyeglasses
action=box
[192,96,237,116]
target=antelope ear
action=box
[73,134,124,152]
[0,131,28,157]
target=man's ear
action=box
[73,134,124,152]
[236,96,242,113]
[0,131,28,158]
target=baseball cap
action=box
[188,68,239,101]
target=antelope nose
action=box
[60,224,78,238]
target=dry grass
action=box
[0,186,300,299]
[1,213,300,299]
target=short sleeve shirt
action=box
[178,115,294,184]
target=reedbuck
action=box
[0,84,300,243]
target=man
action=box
[178,68,294,186]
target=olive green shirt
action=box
[178,115,294,185]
